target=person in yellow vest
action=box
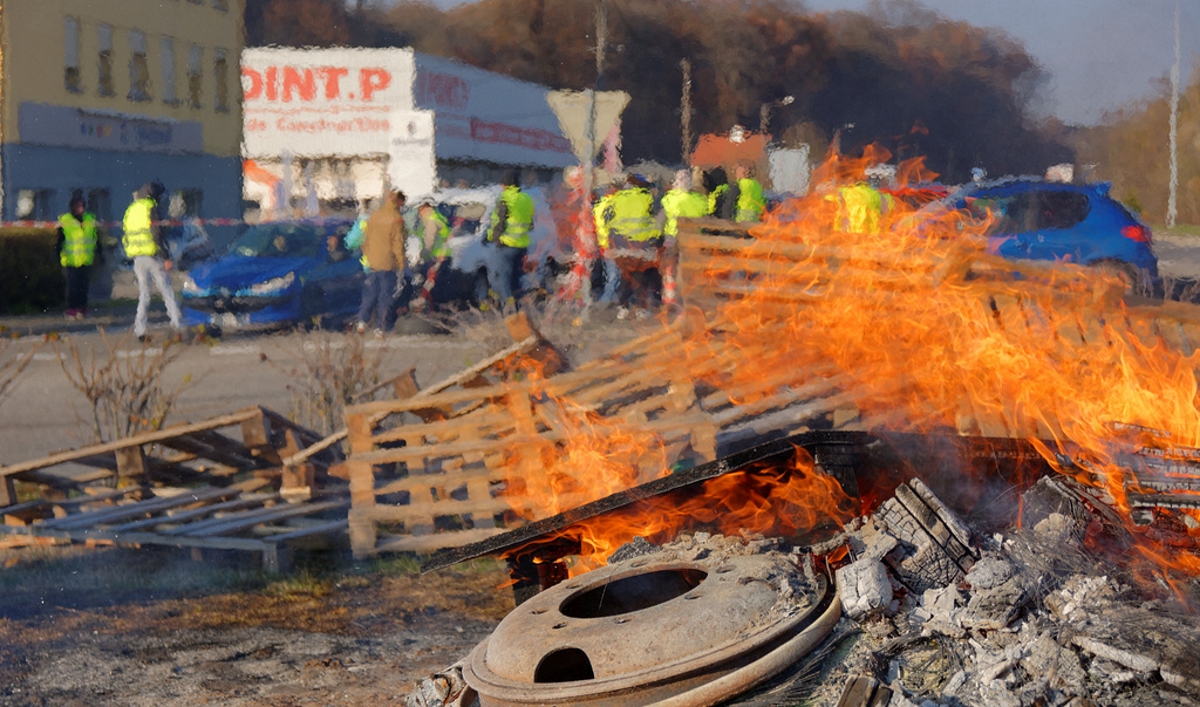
[56,193,99,320]
[602,174,663,316]
[355,189,408,335]
[835,181,890,235]
[591,181,621,304]
[704,167,733,219]
[415,199,452,311]
[658,170,708,308]
[123,182,182,340]
[729,162,766,223]
[486,171,535,306]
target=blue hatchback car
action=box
[952,179,1158,288]
[180,220,360,331]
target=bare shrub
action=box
[0,327,41,407]
[57,330,195,443]
[275,329,389,436]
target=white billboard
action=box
[413,53,574,169]
[242,47,416,158]
[243,48,575,172]
[389,110,437,199]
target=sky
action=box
[402,0,1200,127]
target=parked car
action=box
[180,219,359,331]
[947,179,1158,289]
[411,186,561,307]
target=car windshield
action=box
[229,223,322,258]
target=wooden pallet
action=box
[1,482,348,572]
[0,406,338,510]
[342,307,870,557]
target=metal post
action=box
[680,58,693,163]
[1167,0,1181,228]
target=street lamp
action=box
[759,95,794,136]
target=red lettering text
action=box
[359,68,390,102]
[264,66,278,101]
[242,67,263,100]
[282,67,316,102]
[318,66,348,99]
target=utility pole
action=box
[680,58,693,163]
[1167,0,1181,228]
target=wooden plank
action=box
[0,407,264,478]
[169,499,348,537]
[106,493,281,532]
[374,527,509,554]
[263,518,348,543]
[39,486,237,530]
[369,496,518,524]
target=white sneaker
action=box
[355,321,367,334]
[373,328,384,339]
[616,307,629,320]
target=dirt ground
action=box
[0,543,514,706]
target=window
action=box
[187,45,203,108]
[160,38,177,104]
[213,48,229,112]
[64,17,82,92]
[97,24,114,97]
[169,189,204,218]
[128,30,151,102]
[15,190,56,222]
[86,188,112,225]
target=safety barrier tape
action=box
[0,215,354,230]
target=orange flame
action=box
[494,146,1200,593]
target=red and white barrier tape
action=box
[0,216,352,230]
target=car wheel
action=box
[473,268,492,308]
[1095,260,1142,294]
[301,285,329,330]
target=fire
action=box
[494,145,1200,591]
[512,448,857,577]
[694,145,1200,588]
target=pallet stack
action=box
[343,310,869,558]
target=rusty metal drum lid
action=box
[464,545,836,707]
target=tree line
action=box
[246,0,1190,222]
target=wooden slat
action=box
[39,487,237,530]
[169,499,348,537]
[106,493,281,532]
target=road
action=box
[0,324,498,471]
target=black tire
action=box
[1094,260,1143,295]
[473,268,492,308]
[300,285,329,330]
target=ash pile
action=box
[816,475,1200,707]
[407,472,1200,707]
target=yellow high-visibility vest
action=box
[122,197,158,257]
[59,212,98,267]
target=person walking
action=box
[603,174,663,315]
[486,172,535,307]
[730,162,766,223]
[415,199,452,311]
[56,193,99,320]
[122,182,182,340]
[659,170,708,308]
[355,189,408,336]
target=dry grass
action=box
[55,329,196,443]
[272,328,389,436]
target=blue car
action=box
[952,179,1158,289]
[180,220,360,331]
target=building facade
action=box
[241,47,575,215]
[0,0,243,226]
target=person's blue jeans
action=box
[491,245,527,304]
[357,269,397,331]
